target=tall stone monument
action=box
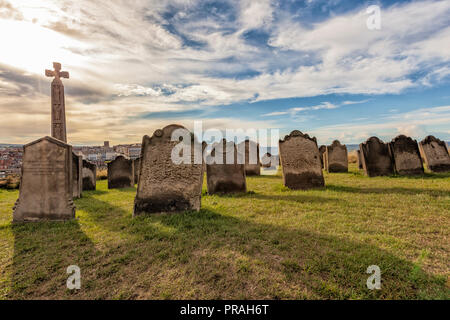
[13,136,75,222]
[45,62,69,143]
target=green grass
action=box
[0,164,449,299]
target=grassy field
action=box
[0,164,449,300]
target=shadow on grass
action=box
[326,184,449,197]
[53,193,450,299]
[215,192,346,204]
[10,220,99,299]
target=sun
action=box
[0,11,86,75]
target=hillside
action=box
[0,164,449,299]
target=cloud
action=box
[310,105,450,144]
[0,0,449,144]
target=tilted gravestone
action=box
[418,136,450,173]
[134,125,205,215]
[324,140,348,173]
[13,136,75,222]
[359,137,394,177]
[238,140,261,176]
[319,145,326,169]
[389,135,424,175]
[107,155,134,189]
[133,157,141,185]
[206,139,247,194]
[357,150,363,169]
[72,153,82,198]
[82,159,97,190]
[279,131,324,190]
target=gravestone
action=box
[133,157,141,184]
[261,153,278,168]
[359,137,394,177]
[279,131,324,189]
[206,139,247,194]
[107,155,134,189]
[418,136,450,173]
[82,159,97,190]
[238,140,261,176]
[389,135,424,175]
[357,150,363,169]
[134,124,205,215]
[324,140,348,173]
[72,153,82,198]
[13,136,75,222]
[319,145,326,169]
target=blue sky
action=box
[0,0,449,145]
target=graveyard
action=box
[1,1,450,305]
[0,163,449,299]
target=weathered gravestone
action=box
[82,159,96,190]
[389,135,424,175]
[134,125,205,215]
[133,157,141,185]
[107,155,134,189]
[359,137,394,177]
[418,136,450,173]
[324,140,348,173]
[206,139,247,194]
[319,145,326,169]
[357,150,363,169]
[238,140,261,176]
[13,136,75,222]
[72,153,82,198]
[279,131,324,190]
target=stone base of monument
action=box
[13,136,76,223]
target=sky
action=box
[0,0,449,146]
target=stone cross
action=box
[45,62,69,143]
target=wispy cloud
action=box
[0,0,449,143]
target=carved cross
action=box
[45,62,69,80]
